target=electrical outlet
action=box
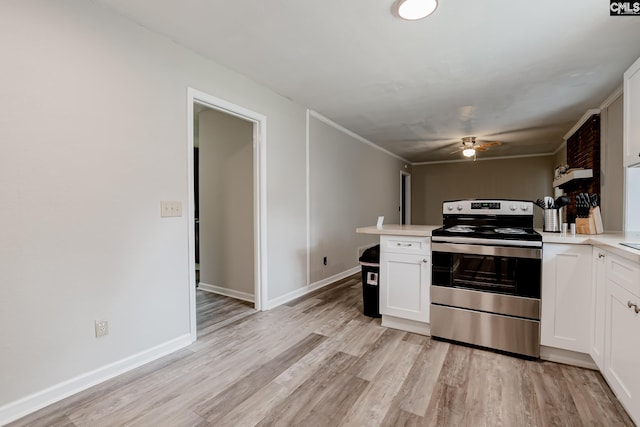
[160,201,182,217]
[95,320,109,338]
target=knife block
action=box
[575,217,596,234]
[575,207,603,234]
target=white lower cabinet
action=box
[497,241,640,424]
[541,244,593,353]
[590,248,606,370]
[603,253,640,425]
[379,236,430,323]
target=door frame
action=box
[400,170,411,225]
[187,87,268,341]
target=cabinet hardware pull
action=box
[422,259,428,263]
[636,305,640,314]
[628,301,634,308]
[396,243,412,247]
[598,253,605,258]
[628,301,640,313]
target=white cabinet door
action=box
[590,248,606,370]
[607,251,640,296]
[380,251,430,322]
[624,55,640,167]
[604,280,640,425]
[541,244,593,353]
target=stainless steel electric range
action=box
[430,199,542,358]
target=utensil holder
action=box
[543,209,560,232]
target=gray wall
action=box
[309,115,406,283]
[412,156,555,227]
[198,109,254,296]
[601,94,624,231]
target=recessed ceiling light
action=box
[393,0,438,21]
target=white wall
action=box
[554,145,567,169]
[198,109,254,297]
[626,167,640,231]
[308,114,407,283]
[0,0,308,416]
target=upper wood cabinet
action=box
[624,56,640,167]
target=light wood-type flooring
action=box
[9,275,634,426]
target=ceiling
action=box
[95,0,640,163]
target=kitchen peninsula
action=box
[357,224,438,335]
[357,225,640,262]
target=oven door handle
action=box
[431,242,542,259]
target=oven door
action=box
[431,242,541,298]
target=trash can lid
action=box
[359,244,380,263]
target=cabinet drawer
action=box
[380,235,430,255]
[607,254,640,297]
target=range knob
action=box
[509,204,517,211]
[520,204,529,211]
[446,204,454,212]
[456,204,463,211]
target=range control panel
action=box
[443,199,533,215]
[471,202,501,210]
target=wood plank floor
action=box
[9,275,634,427]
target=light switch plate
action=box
[161,201,182,217]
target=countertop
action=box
[540,230,640,263]
[356,224,440,237]
[356,224,640,263]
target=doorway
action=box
[400,171,411,225]
[187,88,267,342]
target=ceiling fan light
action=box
[463,148,476,157]
[394,0,438,20]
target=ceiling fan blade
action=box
[477,140,502,148]
[441,137,504,157]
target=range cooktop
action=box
[434,199,542,244]
[620,242,640,251]
[432,225,542,242]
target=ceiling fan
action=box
[451,136,502,159]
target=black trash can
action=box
[359,244,381,318]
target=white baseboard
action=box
[381,315,431,336]
[265,266,360,310]
[540,345,598,370]
[0,334,192,426]
[197,282,255,303]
